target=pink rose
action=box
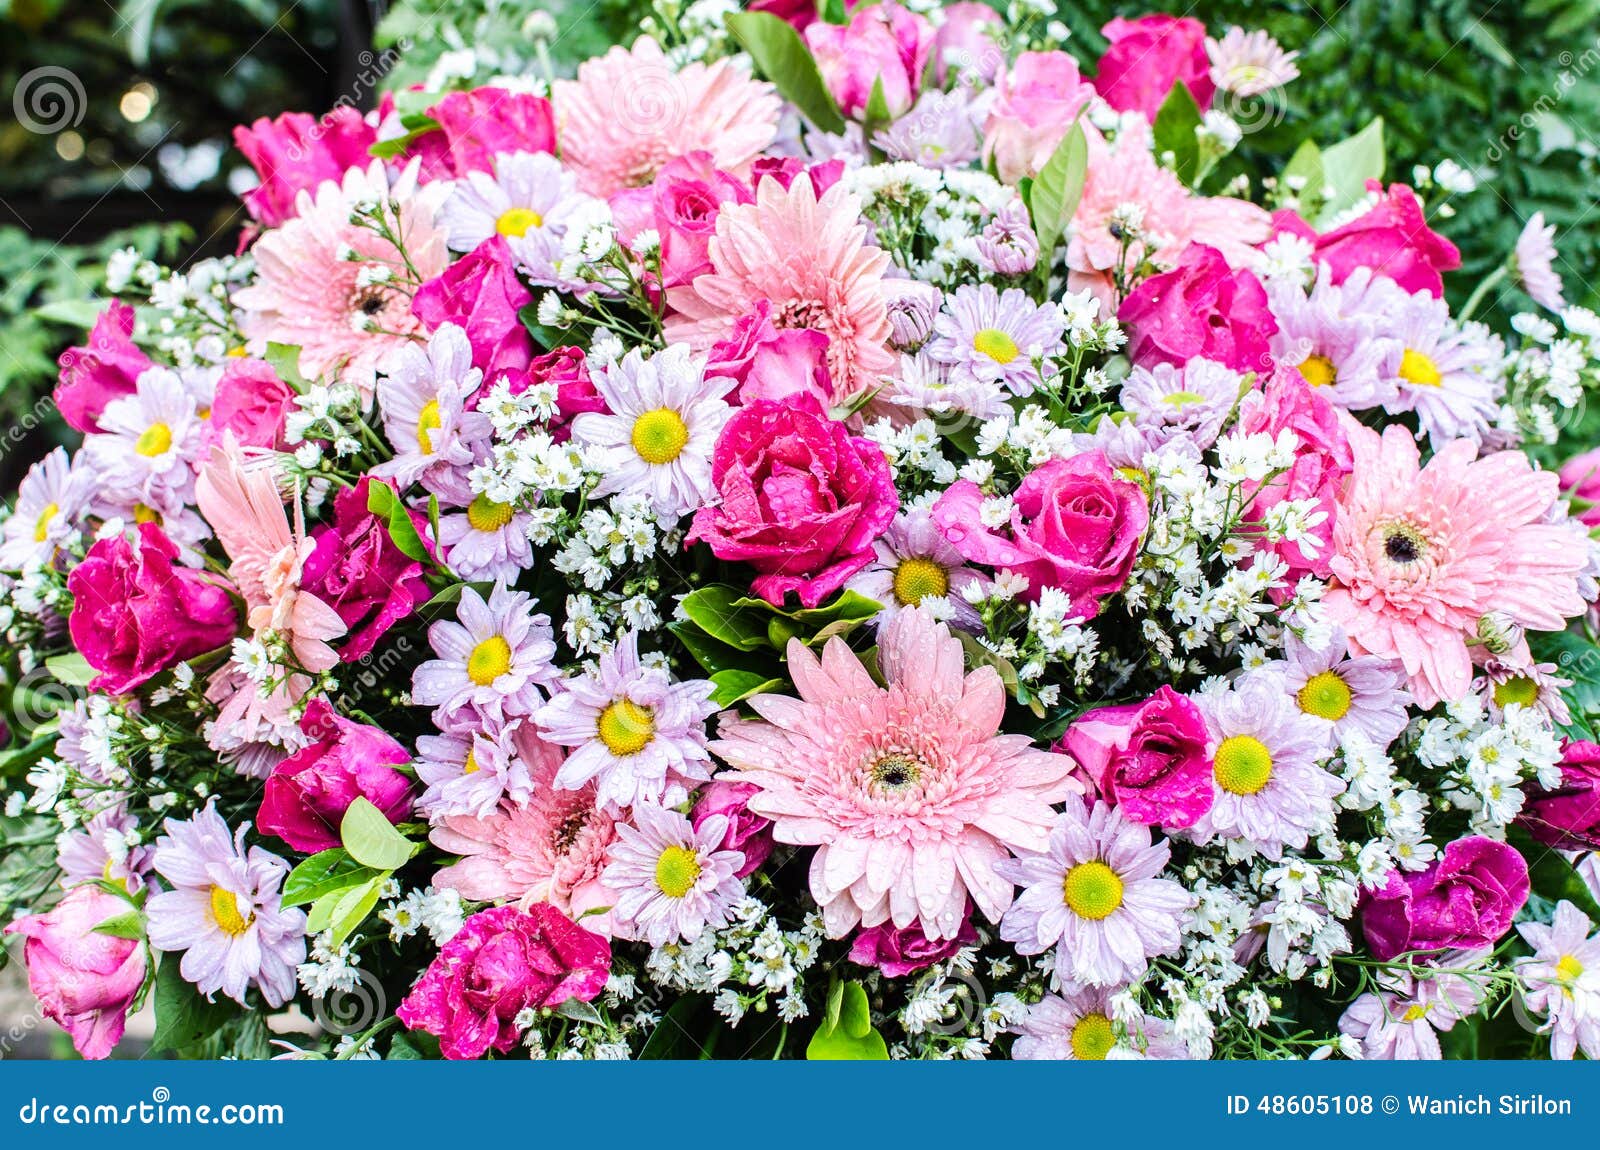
[849,916,978,978]
[302,478,433,662]
[4,886,147,1060]
[705,301,834,408]
[206,356,296,451]
[233,107,377,227]
[1361,836,1530,960]
[257,698,414,853]
[750,156,844,196]
[649,151,752,288]
[1270,183,1461,298]
[1059,686,1213,829]
[931,452,1148,616]
[983,51,1096,183]
[1558,448,1600,528]
[54,300,149,434]
[747,0,837,32]
[806,1,934,119]
[1094,14,1215,120]
[403,88,557,181]
[691,781,773,878]
[67,523,239,694]
[1119,243,1278,374]
[1235,367,1352,585]
[1519,739,1600,851]
[397,904,611,1060]
[934,2,1004,83]
[688,399,899,609]
[412,236,533,381]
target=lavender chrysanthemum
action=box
[927,284,1064,396]
[602,802,745,946]
[1118,359,1242,449]
[412,583,560,726]
[1271,628,1411,751]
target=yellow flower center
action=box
[466,493,514,533]
[1297,354,1337,388]
[133,503,163,525]
[463,749,480,775]
[630,408,690,465]
[972,327,1019,365]
[466,636,512,686]
[209,885,254,936]
[1213,734,1273,795]
[227,345,249,358]
[1296,670,1352,722]
[496,207,544,237]
[1401,1003,1430,1023]
[1070,1012,1116,1060]
[654,845,701,899]
[416,399,443,453]
[33,502,59,543]
[598,698,655,755]
[135,422,173,457]
[1160,389,1206,408]
[1062,860,1124,921]
[1493,676,1540,709]
[1556,954,1585,984]
[892,556,950,606]
[1399,348,1442,387]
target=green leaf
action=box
[281,849,382,909]
[325,874,386,947]
[1315,117,1385,227]
[1027,121,1089,261]
[91,909,144,940]
[44,652,95,687]
[369,118,441,161]
[679,585,772,651]
[1509,824,1600,924]
[388,1031,439,1059]
[263,341,311,390]
[32,298,107,328]
[708,669,783,707]
[726,11,847,135]
[1281,139,1326,213]
[149,956,235,1056]
[420,580,496,613]
[668,620,776,677]
[1530,628,1600,739]
[1151,82,1204,187]
[806,980,888,1060]
[366,480,432,563]
[340,797,418,871]
[555,999,604,1025]
[639,995,716,1060]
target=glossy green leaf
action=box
[1316,117,1385,226]
[366,480,431,563]
[281,848,383,909]
[1027,121,1089,261]
[806,980,888,1060]
[708,669,783,707]
[1151,82,1204,186]
[726,11,847,135]
[340,797,417,871]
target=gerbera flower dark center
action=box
[1382,524,1426,564]
[869,753,922,793]
[552,810,589,854]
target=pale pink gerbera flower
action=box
[1513,211,1566,311]
[666,173,897,406]
[1324,419,1591,708]
[553,37,780,197]
[601,801,746,946]
[710,606,1082,941]
[234,160,448,398]
[997,800,1192,988]
[1516,900,1600,1060]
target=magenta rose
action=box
[206,356,296,450]
[931,451,1147,616]
[650,151,752,288]
[4,886,147,1060]
[806,0,934,119]
[67,523,239,694]
[705,301,834,409]
[750,156,844,196]
[302,478,433,662]
[1361,836,1530,960]
[1518,739,1600,851]
[401,88,556,181]
[412,236,533,381]
[1094,14,1215,120]
[1119,243,1277,374]
[234,107,377,227]
[1559,447,1600,529]
[54,300,149,434]
[1235,367,1352,586]
[1059,686,1213,829]
[397,904,611,1060]
[849,916,978,978]
[689,399,898,609]
[1270,183,1461,298]
[691,781,773,878]
[257,698,414,853]
[984,51,1096,183]
[747,0,836,32]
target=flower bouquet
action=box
[5,1,1600,1062]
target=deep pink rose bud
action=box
[1118,243,1278,374]
[234,107,378,227]
[849,916,978,978]
[1059,686,1213,829]
[1094,15,1215,120]
[4,886,147,1060]
[1361,836,1530,960]
[806,0,934,120]
[983,51,1096,183]
[931,451,1147,616]
[257,698,414,853]
[206,356,297,451]
[688,400,899,609]
[54,300,149,434]
[692,781,773,878]
[650,151,752,288]
[1519,739,1600,851]
[412,236,534,382]
[1270,183,1461,298]
[1559,447,1600,529]
[67,522,239,694]
[705,301,834,409]
[403,88,557,181]
[397,904,611,1060]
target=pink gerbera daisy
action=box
[553,37,780,197]
[234,160,448,398]
[709,606,1082,941]
[1324,418,1590,708]
[666,173,897,406]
